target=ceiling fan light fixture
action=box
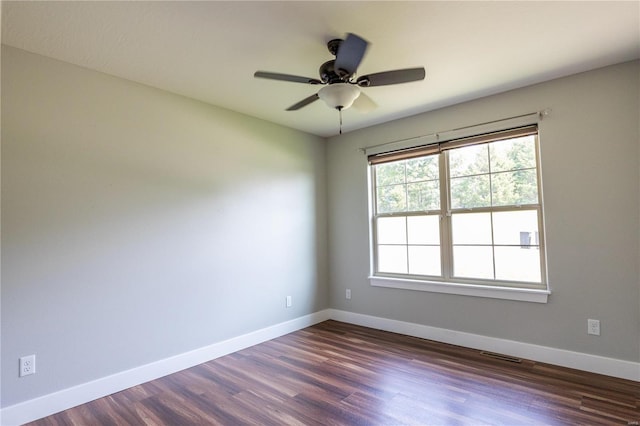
[318,83,361,110]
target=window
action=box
[369,125,548,299]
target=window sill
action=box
[369,276,550,303]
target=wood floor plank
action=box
[26,320,640,425]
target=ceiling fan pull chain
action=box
[339,107,343,134]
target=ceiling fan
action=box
[254,33,425,116]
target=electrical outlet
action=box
[346,289,351,300]
[286,296,292,308]
[587,319,600,336]
[19,354,36,377]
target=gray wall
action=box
[327,61,640,363]
[1,46,328,406]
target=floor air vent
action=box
[480,351,522,363]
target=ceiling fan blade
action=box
[357,67,426,87]
[334,33,369,78]
[352,92,377,113]
[254,71,322,85]
[286,93,320,111]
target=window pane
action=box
[407,215,440,245]
[451,213,492,245]
[452,246,494,279]
[493,210,539,246]
[491,169,538,206]
[494,246,541,282]
[449,144,489,178]
[450,175,490,209]
[377,217,407,244]
[376,162,405,186]
[407,180,440,211]
[408,246,441,276]
[489,136,537,173]
[406,156,439,182]
[377,184,406,213]
[378,245,408,274]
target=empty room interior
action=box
[1,1,639,425]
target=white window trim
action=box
[369,276,550,303]
[366,113,551,303]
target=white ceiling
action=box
[2,1,639,137]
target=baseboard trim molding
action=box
[329,309,640,382]
[0,310,331,426]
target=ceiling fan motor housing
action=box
[319,60,345,84]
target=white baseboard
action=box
[0,310,331,426]
[329,309,640,382]
[3,308,638,425]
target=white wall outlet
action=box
[286,295,292,308]
[19,354,36,377]
[587,319,600,336]
[346,289,351,300]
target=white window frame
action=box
[367,119,550,303]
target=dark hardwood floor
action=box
[28,320,639,425]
